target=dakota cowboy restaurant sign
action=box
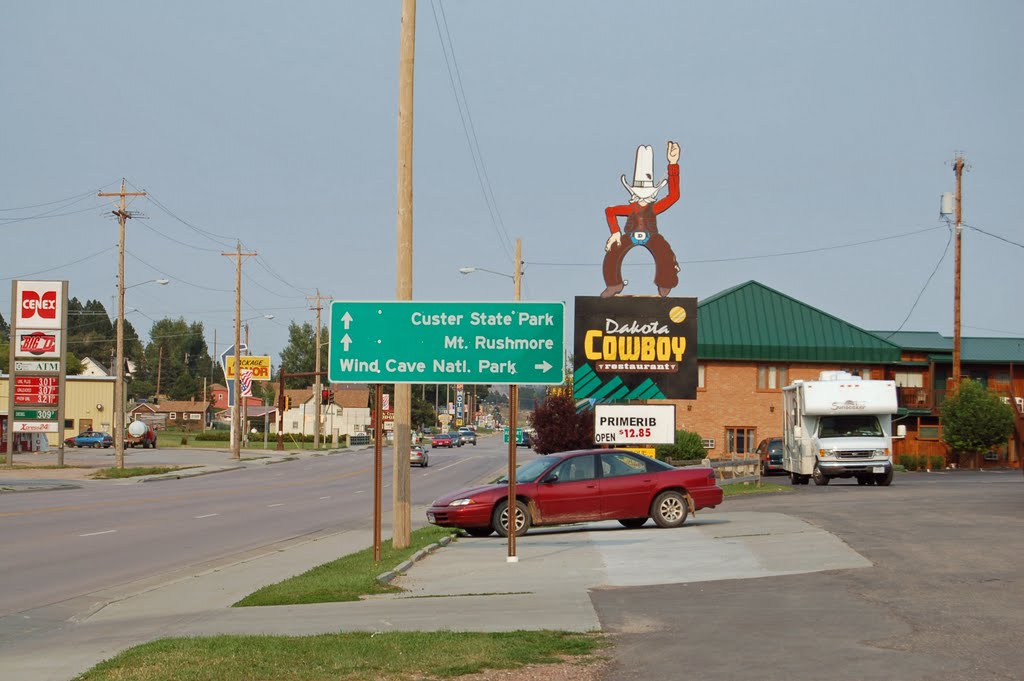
[573,296,698,402]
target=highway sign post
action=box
[329,301,565,385]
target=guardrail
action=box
[668,456,762,486]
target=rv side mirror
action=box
[793,425,803,439]
[896,425,906,439]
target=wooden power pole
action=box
[952,154,965,388]
[307,289,332,449]
[393,0,417,550]
[222,242,257,460]
[98,180,146,470]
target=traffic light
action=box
[284,395,292,410]
[322,388,333,405]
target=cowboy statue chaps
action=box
[602,140,681,298]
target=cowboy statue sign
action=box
[601,140,682,298]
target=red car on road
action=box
[431,433,456,448]
[426,449,723,537]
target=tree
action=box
[139,318,213,400]
[411,395,436,431]
[941,380,1015,468]
[0,312,8,342]
[529,392,594,454]
[655,429,707,463]
[278,321,326,388]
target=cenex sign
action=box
[328,301,565,385]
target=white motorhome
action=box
[782,371,906,486]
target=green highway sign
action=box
[14,408,58,420]
[329,301,565,385]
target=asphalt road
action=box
[0,436,532,619]
[592,470,1024,681]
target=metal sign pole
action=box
[373,383,383,562]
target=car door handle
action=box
[586,485,597,489]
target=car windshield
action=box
[494,456,561,484]
[818,415,883,438]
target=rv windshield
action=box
[818,415,883,438]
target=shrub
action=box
[656,429,706,463]
[928,455,946,470]
[898,454,920,471]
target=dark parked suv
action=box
[756,437,785,476]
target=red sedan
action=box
[426,449,723,537]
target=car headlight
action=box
[448,498,475,506]
[872,449,887,457]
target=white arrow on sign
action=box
[534,360,552,373]
[341,311,353,329]
[340,334,353,351]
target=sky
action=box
[2,1,1021,368]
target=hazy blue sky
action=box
[2,1,1021,365]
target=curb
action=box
[136,465,246,482]
[376,534,454,585]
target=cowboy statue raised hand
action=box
[601,141,681,298]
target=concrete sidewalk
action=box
[0,510,870,681]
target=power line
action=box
[125,249,233,292]
[0,246,118,281]
[429,0,515,262]
[880,224,954,339]
[963,223,1024,250]
[0,187,104,212]
[525,225,946,267]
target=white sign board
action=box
[14,360,61,373]
[13,420,60,433]
[594,404,677,446]
[15,281,64,330]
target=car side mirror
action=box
[542,473,559,484]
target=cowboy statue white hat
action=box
[621,145,668,202]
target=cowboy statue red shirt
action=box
[602,141,681,298]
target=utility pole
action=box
[507,238,522,561]
[307,289,332,449]
[393,0,416,550]
[952,154,965,388]
[222,242,257,460]
[98,180,146,470]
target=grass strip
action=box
[91,466,193,479]
[73,630,605,681]
[235,525,457,606]
[721,481,792,496]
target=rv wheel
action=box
[876,468,894,487]
[812,466,830,486]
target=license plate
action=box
[427,512,435,522]
[872,466,885,473]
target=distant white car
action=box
[457,427,477,445]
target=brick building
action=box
[661,281,1023,469]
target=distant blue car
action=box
[64,431,113,448]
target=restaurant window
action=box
[698,364,706,390]
[757,365,787,390]
[169,413,177,420]
[64,419,74,429]
[919,425,940,440]
[725,427,756,454]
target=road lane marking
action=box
[319,496,331,500]
[79,530,116,537]
[267,503,285,508]
[194,513,219,519]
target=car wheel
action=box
[857,476,868,486]
[812,466,830,486]
[423,457,429,467]
[876,468,894,486]
[93,442,101,449]
[464,527,493,537]
[618,518,647,529]
[493,499,530,538]
[651,491,688,528]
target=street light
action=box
[125,278,170,290]
[460,239,523,562]
[458,267,514,279]
[242,314,275,352]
